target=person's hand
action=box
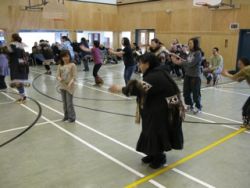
[108,48,113,54]
[171,54,183,64]
[57,77,62,81]
[222,69,229,77]
[109,84,122,93]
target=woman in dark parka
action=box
[8,33,29,103]
[110,53,184,169]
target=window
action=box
[77,31,113,48]
[19,30,69,53]
[0,29,5,46]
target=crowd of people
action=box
[0,33,249,169]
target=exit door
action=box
[237,29,250,69]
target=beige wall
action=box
[0,0,118,41]
[118,0,250,69]
[0,0,250,68]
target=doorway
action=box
[135,29,155,53]
[237,29,250,69]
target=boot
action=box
[149,153,166,169]
[141,155,153,164]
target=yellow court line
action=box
[125,127,246,188]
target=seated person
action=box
[203,47,223,85]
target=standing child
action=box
[0,46,9,89]
[80,40,104,85]
[57,50,77,123]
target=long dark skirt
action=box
[242,96,250,120]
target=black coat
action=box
[123,67,184,155]
[9,42,29,81]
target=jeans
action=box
[183,76,202,110]
[61,89,76,121]
[82,55,91,71]
[124,65,136,85]
[17,85,25,97]
[93,64,102,78]
[83,60,89,71]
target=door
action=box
[88,33,100,47]
[135,29,155,53]
[237,29,250,69]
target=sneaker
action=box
[193,108,202,114]
[185,105,194,112]
[141,155,153,164]
[16,96,26,104]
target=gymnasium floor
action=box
[0,62,249,188]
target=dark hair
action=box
[59,50,71,65]
[138,53,160,71]
[81,37,87,43]
[238,57,250,66]
[93,40,100,48]
[189,37,200,52]
[213,47,219,52]
[151,38,163,45]
[61,36,70,41]
[11,33,22,43]
[80,37,89,47]
[122,37,130,47]
[139,53,180,94]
